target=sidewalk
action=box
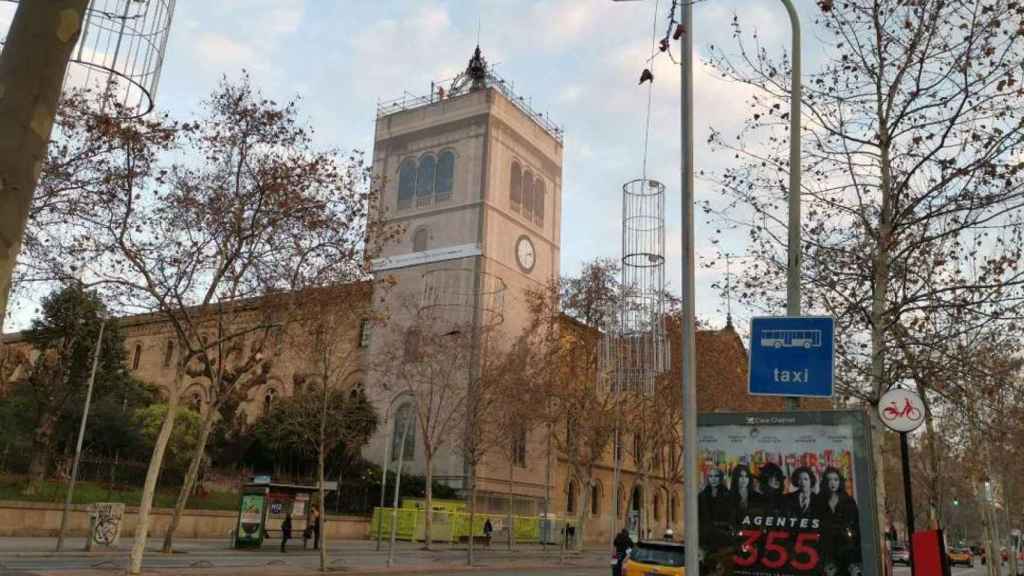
[0,536,603,556]
[0,536,609,575]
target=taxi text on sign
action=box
[748,316,835,398]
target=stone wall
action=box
[0,500,369,540]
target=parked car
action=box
[948,547,974,567]
[622,541,687,576]
[891,544,911,566]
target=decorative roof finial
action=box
[466,45,488,90]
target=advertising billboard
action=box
[235,493,267,547]
[698,410,881,576]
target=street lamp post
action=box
[387,398,416,568]
[611,2,803,573]
[377,391,415,551]
[56,316,106,552]
[779,0,803,411]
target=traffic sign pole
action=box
[748,316,835,398]
[900,431,916,575]
[879,387,927,572]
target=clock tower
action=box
[365,47,563,501]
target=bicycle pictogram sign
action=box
[878,388,926,433]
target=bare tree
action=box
[25,74,385,574]
[456,330,524,564]
[525,280,617,550]
[375,304,475,550]
[706,0,1024,550]
[269,283,381,571]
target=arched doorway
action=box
[628,485,643,539]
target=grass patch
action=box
[0,476,238,511]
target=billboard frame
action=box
[697,409,883,576]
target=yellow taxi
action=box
[622,541,687,576]
[948,547,973,567]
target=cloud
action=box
[195,33,259,71]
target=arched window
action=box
[132,343,142,370]
[263,388,277,415]
[510,161,522,212]
[435,150,455,201]
[522,170,534,221]
[534,178,545,226]
[413,227,429,252]
[392,402,416,461]
[398,158,416,209]
[512,425,527,467]
[416,154,436,206]
[617,485,626,518]
[567,480,577,514]
[163,340,174,368]
[653,491,661,521]
[591,483,601,516]
[190,389,203,412]
[403,328,421,362]
[670,494,678,523]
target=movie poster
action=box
[697,411,880,576]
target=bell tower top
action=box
[450,45,489,95]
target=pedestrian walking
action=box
[310,506,321,550]
[613,528,634,576]
[280,514,292,553]
[483,518,493,547]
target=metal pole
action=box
[543,422,551,551]
[899,432,915,575]
[56,318,106,552]
[779,0,803,411]
[387,405,413,567]
[609,425,621,555]
[679,0,700,572]
[376,408,393,551]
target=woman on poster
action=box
[815,467,861,575]
[755,462,786,516]
[698,467,734,556]
[728,464,761,522]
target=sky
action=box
[1,0,829,333]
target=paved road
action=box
[894,565,1010,576]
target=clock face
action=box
[516,235,536,272]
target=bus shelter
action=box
[234,480,334,549]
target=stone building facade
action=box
[0,48,828,545]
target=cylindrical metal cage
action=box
[1,0,176,117]
[617,178,669,395]
[418,268,505,334]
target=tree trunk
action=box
[642,470,651,539]
[162,405,217,552]
[467,467,476,566]
[129,380,182,574]
[318,442,326,572]
[24,412,56,494]
[870,122,895,575]
[922,392,942,529]
[319,379,328,572]
[0,0,89,317]
[576,475,590,552]
[507,459,514,550]
[424,455,433,549]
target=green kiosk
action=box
[234,476,332,549]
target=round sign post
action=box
[879,387,926,568]
[879,388,926,433]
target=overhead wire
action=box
[641,0,660,180]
